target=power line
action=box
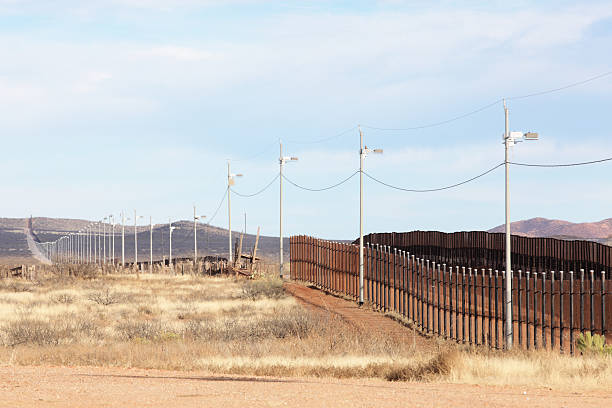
[361,99,502,131]
[361,69,612,132]
[507,70,612,100]
[363,163,504,192]
[231,174,280,197]
[229,140,277,162]
[284,126,359,145]
[282,170,359,192]
[206,187,228,225]
[510,156,612,167]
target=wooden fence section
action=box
[358,231,612,275]
[291,235,611,352]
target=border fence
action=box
[290,235,611,353]
[358,231,612,274]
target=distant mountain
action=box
[0,217,288,265]
[488,217,612,243]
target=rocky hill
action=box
[488,217,612,244]
[0,217,288,265]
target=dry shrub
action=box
[0,281,33,293]
[385,350,460,381]
[2,315,101,346]
[183,307,319,341]
[116,320,179,341]
[87,288,123,306]
[51,293,75,304]
[241,278,285,300]
[51,264,99,279]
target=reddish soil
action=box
[285,282,437,352]
[1,365,609,408]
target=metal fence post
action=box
[601,271,606,338]
[542,271,547,349]
[443,264,447,338]
[495,269,499,349]
[551,271,556,350]
[526,270,531,350]
[560,271,564,353]
[590,270,595,335]
[462,266,466,344]
[570,271,574,355]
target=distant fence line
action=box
[291,235,610,353]
[357,231,612,275]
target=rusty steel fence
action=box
[290,235,611,353]
[358,231,612,274]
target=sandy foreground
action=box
[1,365,610,408]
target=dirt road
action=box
[1,365,609,408]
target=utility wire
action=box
[507,70,612,100]
[361,99,502,131]
[229,140,277,162]
[206,187,228,225]
[282,170,359,192]
[363,163,504,192]
[284,126,359,145]
[361,69,612,131]
[231,174,280,197]
[510,156,612,167]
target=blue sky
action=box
[1,0,611,239]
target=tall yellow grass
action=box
[0,273,609,390]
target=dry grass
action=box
[0,273,610,391]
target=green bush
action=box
[576,332,612,356]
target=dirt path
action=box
[2,365,610,408]
[24,227,50,265]
[285,281,437,352]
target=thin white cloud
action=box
[138,46,214,61]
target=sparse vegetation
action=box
[576,332,612,356]
[0,273,610,391]
[87,288,123,306]
[241,278,285,300]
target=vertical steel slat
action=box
[551,271,556,350]
[495,269,499,349]
[533,272,538,350]
[488,269,493,347]
[468,267,472,345]
[602,271,606,338]
[394,248,398,313]
[570,271,574,355]
[482,268,486,346]
[518,270,522,347]
[560,271,564,353]
[590,270,595,334]
[526,271,531,350]
[462,266,466,344]
[542,271,547,349]
[438,263,442,336]
[426,260,431,333]
[580,269,585,335]
[455,266,460,342]
[443,264,447,338]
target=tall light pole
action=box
[110,215,115,265]
[359,126,383,305]
[169,219,176,270]
[134,210,144,267]
[227,161,243,266]
[121,211,127,267]
[150,216,153,273]
[193,206,206,267]
[502,99,538,349]
[103,217,107,265]
[279,141,298,278]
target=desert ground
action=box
[0,271,610,407]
